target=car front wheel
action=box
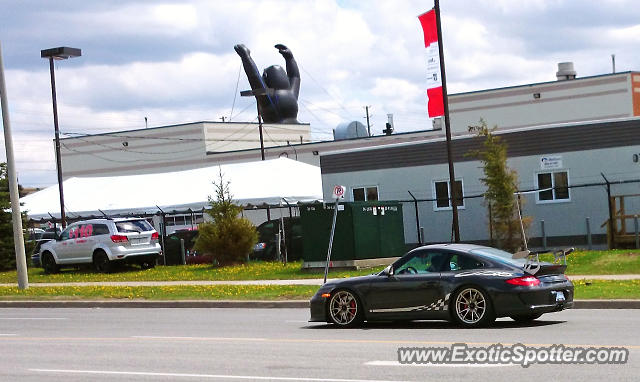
[451,286,495,328]
[42,253,59,274]
[328,290,363,327]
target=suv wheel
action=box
[140,258,155,270]
[42,253,59,274]
[93,251,112,273]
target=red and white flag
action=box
[418,9,444,117]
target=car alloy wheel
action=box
[42,253,58,274]
[454,287,491,326]
[328,290,361,327]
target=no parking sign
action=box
[332,185,345,199]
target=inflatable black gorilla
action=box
[234,43,300,124]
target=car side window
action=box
[92,224,110,236]
[59,226,73,240]
[395,251,449,275]
[448,254,484,271]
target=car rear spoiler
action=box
[512,247,574,275]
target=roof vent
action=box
[556,62,577,81]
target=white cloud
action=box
[3,0,640,186]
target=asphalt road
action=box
[0,308,637,381]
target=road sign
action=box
[332,185,346,199]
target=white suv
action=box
[40,218,161,273]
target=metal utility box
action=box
[300,202,405,265]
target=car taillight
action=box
[506,276,540,286]
[151,232,159,240]
[110,235,129,243]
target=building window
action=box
[433,180,464,210]
[536,171,570,203]
[352,186,378,201]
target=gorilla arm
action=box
[275,44,300,99]
[234,44,267,95]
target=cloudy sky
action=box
[1,0,639,187]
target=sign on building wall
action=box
[540,155,563,170]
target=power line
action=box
[298,63,357,120]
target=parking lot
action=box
[0,307,637,381]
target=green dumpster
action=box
[300,201,405,267]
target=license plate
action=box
[555,291,565,302]
[129,238,146,245]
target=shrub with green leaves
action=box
[194,168,258,266]
[0,163,31,271]
[467,120,531,252]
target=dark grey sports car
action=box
[310,244,574,327]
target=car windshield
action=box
[469,247,526,267]
[116,220,154,233]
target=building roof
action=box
[21,158,323,220]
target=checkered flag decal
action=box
[415,293,451,312]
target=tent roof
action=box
[20,158,323,221]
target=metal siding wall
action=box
[321,141,640,246]
[321,119,640,174]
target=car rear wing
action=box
[513,247,574,275]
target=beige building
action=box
[60,121,311,178]
[449,67,640,133]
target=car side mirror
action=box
[381,265,393,277]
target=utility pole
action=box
[257,105,265,160]
[612,54,616,74]
[240,92,266,161]
[434,0,460,242]
[0,42,28,289]
[364,106,371,136]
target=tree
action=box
[0,163,30,271]
[194,168,258,266]
[467,120,530,252]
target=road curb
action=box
[572,299,640,309]
[0,299,639,309]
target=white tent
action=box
[20,158,323,221]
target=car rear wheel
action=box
[451,286,495,328]
[510,313,543,322]
[328,290,363,327]
[41,253,59,274]
[140,259,156,270]
[93,251,112,273]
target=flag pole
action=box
[434,0,460,242]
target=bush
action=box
[467,120,531,252]
[0,163,30,271]
[194,168,258,266]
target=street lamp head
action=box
[41,47,81,60]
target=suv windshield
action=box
[116,220,154,233]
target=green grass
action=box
[572,279,640,299]
[0,280,637,300]
[0,261,385,284]
[0,285,317,300]
[0,249,637,285]
[538,249,640,275]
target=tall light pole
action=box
[41,47,81,228]
[434,0,460,242]
[0,41,29,289]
